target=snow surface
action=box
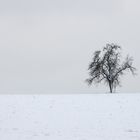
[0,94,140,140]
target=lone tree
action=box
[86,43,136,93]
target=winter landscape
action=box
[0,0,140,139]
[0,93,140,140]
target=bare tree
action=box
[86,43,136,93]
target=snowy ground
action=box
[0,94,140,140]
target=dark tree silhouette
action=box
[86,43,136,93]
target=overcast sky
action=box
[0,0,139,93]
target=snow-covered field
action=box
[0,94,140,140]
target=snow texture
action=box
[0,94,140,140]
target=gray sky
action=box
[0,0,139,93]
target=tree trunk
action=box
[109,81,113,93]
